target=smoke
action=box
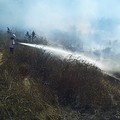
[1,0,120,72]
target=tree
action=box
[7,27,12,34]
[31,31,36,42]
[25,31,31,42]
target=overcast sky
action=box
[0,0,120,45]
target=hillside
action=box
[0,44,120,120]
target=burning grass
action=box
[0,44,120,120]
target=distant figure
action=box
[9,37,15,54]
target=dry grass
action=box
[0,44,120,120]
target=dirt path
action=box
[0,52,3,65]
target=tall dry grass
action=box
[13,44,120,108]
[0,43,120,120]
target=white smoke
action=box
[1,0,120,72]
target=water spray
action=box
[19,43,105,70]
[19,43,120,82]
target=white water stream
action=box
[19,43,120,82]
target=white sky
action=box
[0,0,120,46]
[0,0,120,29]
